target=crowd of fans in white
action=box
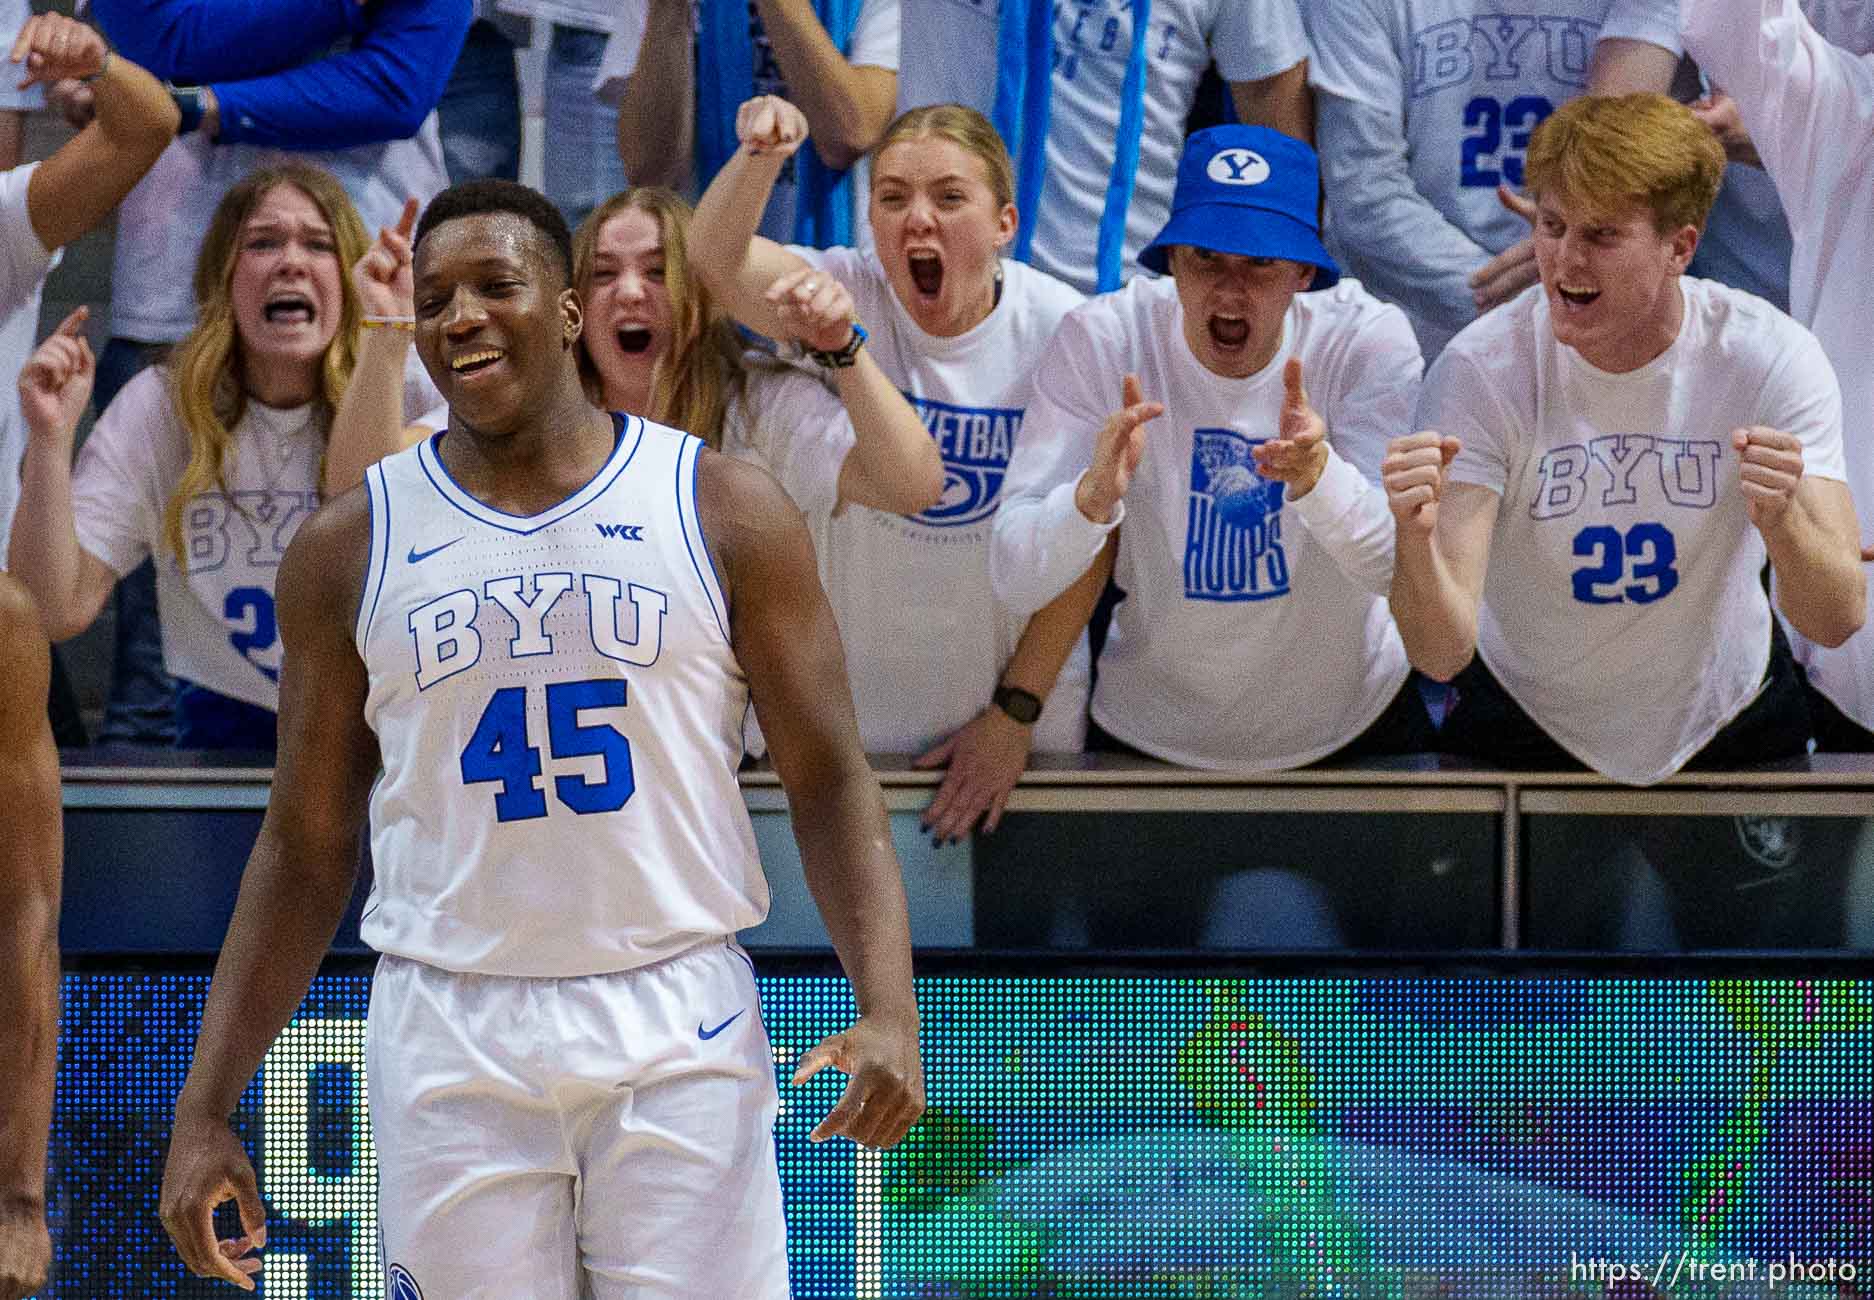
[0,0,1868,835]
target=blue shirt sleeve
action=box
[89,0,362,83]
[211,0,471,150]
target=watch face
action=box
[996,686,1042,724]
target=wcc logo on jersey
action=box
[1185,429,1289,602]
[908,393,1022,528]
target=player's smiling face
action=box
[229,183,344,392]
[870,137,1016,338]
[581,207,670,413]
[1533,189,1696,373]
[414,212,580,434]
[1169,245,1313,380]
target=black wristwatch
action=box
[991,683,1043,726]
[167,82,209,135]
[805,321,867,369]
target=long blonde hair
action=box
[163,163,368,567]
[572,187,748,449]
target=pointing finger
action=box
[394,196,419,240]
[1281,356,1308,412]
[53,304,87,338]
[1121,372,1143,409]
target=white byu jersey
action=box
[355,417,768,977]
[1426,278,1847,784]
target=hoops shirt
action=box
[353,416,768,977]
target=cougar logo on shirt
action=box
[908,394,1022,528]
[1185,429,1289,602]
[1206,148,1270,186]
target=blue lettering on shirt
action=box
[1409,14,1600,98]
[907,394,1023,528]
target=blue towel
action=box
[993,0,1152,290]
[696,0,859,248]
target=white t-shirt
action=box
[595,0,900,245]
[1683,0,1874,733]
[781,244,1090,753]
[109,127,449,344]
[1425,278,1848,784]
[895,0,1307,296]
[994,276,1421,770]
[0,162,59,556]
[70,369,323,709]
[1686,1,1874,313]
[1305,0,1681,359]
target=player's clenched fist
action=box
[1733,425,1806,533]
[18,306,93,450]
[736,94,809,159]
[1074,373,1163,525]
[793,1013,926,1150]
[1250,357,1329,497]
[1382,430,1462,535]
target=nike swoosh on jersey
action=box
[407,537,464,564]
[698,1010,746,1040]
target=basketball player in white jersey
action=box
[1385,92,1865,786]
[159,180,924,1297]
[0,576,61,1300]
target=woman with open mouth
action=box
[10,162,432,751]
[688,96,1102,842]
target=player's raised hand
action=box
[159,1113,268,1292]
[18,306,94,448]
[1382,430,1462,537]
[1074,373,1162,524]
[735,94,809,160]
[1469,187,1540,313]
[1734,425,1806,533]
[1251,357,1330,497]
[765,265,858,354]
[913,705,1032,843]
[0,1204,50,1300]
[10,13,108,90]
[793,1014,925,1150]
[353,196,419,322]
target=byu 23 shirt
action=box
[1426,278,1847,784]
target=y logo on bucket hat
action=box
[1206,148,1271,186]
[1139,125,1339,287]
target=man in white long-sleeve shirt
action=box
[992,126,1429,773]
[986,126,1442,950]
[1683,0,1874,752]
[1304,0,1682,361]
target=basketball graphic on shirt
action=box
[908,393,1022,529]
[1186,429,1289,602]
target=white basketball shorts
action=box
[366,941,790,1299]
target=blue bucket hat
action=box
[1138,125,1339,289]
